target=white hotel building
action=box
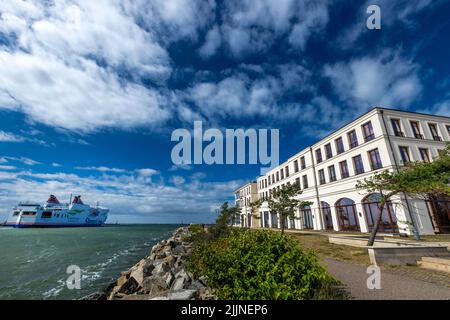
[234,107,450,235]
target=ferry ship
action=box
[4,195,108,228]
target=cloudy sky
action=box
[0,0,449,223]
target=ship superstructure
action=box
[4,195,108,228]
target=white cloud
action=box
[420,100,450,117]
[323,51,422,110]
[183,64,313,124]
[0,0,172,133]
[136,168,159,177]
[75,166,127,173]
[2,156,41,166]
[0,165,16,170]
[198,25,221,58]
[200,0,329,58]
[0,131,25,142]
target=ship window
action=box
[42,211,52,218]
[13,211,19,216]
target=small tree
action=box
[228,205,242,226]
[249,198,264,228]
[357,143,450,246]
[268,183,312,234]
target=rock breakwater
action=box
[82,226,217,300]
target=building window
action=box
[446,125,450,136]
[391,118,404,137]
[295,177,300,187]
[362,121,375,142]
[399,146,411,163]
[318,169,326,185]
[300,156,306,169]
[335,137,345,154]
[339,160,349,178]
[323,143,332,159]
[285,166,289,177]
[294,160,299,172]
[272,174,275,183]
[410,121,423,139]
[419,148,430,163]
[315,149,323,163]
[368,148,383,170]
[302,175,308,189]
[276,172,279,182]
[347,130,358,149]
[268,176,271,185]
[328,165,336,182]
[428,123,441,141]
[352,155,364,175]
[280,169,284,180]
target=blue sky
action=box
[0,0,449,223]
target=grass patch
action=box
[288,233,371,266]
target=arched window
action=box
[300,205,314,229]
[320,201,333,230]
[362,193,398,233]
[335,198,360,231]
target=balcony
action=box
[432,135,442,141]
[349,141,358,149]
[364,134,375,142]
[414,133,424,139]
[393,131,405,137]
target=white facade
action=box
[234,182,258,228]
[239,107,450,235]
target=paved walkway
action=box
[324,258,450,300]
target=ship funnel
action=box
[47,194,60,203]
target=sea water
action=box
[0,224,180,299]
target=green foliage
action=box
[268,182,312,233]
[356,143,450,245]
[357,143,450,199]
[188,224,204,234]
[187,229,341,300]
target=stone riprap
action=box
[81,227,217,300]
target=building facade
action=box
[234,182,258,228]
[236,107,450,235]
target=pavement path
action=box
[324,258,450,300]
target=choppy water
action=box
[0,224,180,300]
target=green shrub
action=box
[187,229,342,300]
[188,224,204,234]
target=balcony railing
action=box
[414,133,424,139]
[432,135,442,141]
[364,134,375,142]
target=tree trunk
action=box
[367,203,384,246]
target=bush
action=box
[187,229,341,300]
[188,224,204,234]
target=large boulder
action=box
[118,276,139,294]
[163,255,176,268]
[168,289,196,300]
[163,271,174,287]
[141,275,168,295]
[172,245,186,255]
[152,261,171,276]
